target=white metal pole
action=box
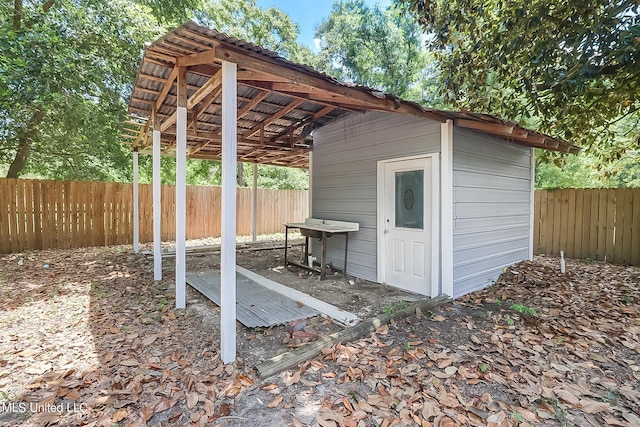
[221,60,237,364]
[252,162,258,242]
[153,130,162,281]
[175,105,187,309]
[132,150,139,254]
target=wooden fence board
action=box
[572,189,583,258]
[605,189,616,262]
[613,188,625,264]
[621,188,634,265]
[580,190,591,259]
[0,179,9,253]
[632,190,640,265]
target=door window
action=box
[395,170,423,229]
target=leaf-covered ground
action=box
[0,244,638,426]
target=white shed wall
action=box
[312,111,441,281]
[452,128,533,297]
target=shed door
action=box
[381,156,436,295]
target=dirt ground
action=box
[1,238,639,427]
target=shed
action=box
[123,21,578,361]
[310,111,579,298]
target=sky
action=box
[255,0,392,51]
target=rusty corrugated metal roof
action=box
[122,21,579,168]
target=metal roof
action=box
[122,21,579,168]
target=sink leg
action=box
[320,231,327,280]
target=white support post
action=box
[153,129,162,281]
[132,150,139,254]
[221,60,237,364]
[175,65,188,310]
[440,120,454,298]
[175,106,187,309]
[252,162,258,242]
[529,148,536,260]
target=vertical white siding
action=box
[452,128,532,297]
[312,111,441,281]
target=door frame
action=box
[376,154,440,297]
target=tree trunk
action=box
[13,0,22,30]
[236,162,246,186]
[7,108,44,178]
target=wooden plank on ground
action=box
[255,295,450,378]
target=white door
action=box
[381,156,436,295]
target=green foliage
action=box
[0,0,313,184]
[0,0,164,180]
[509,304,536,316]
[404,0,640,162]
[195,0,313,62]
[315,0,440,104]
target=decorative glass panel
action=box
[395,170,424,229]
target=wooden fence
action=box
[0,178,308,254]
[534,188,640,265]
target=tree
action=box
[314,0,439,104]
[0,0,163,179]
[194,0,314,63]
[0,0,313,183]
[403,0,640,162]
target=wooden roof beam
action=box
[155,66,179,110]
[176,48,217,67]
[243,98,304,139]
[161,70,222,132]
[214,44,441,120]
[454,118,529,139]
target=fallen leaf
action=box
[112,408,128,422]
[432,315,446,322]
[285,370,301,387]
[186,392,199,409]
[140,406,153,421]
[154,397,173,413]
[579,399,610,414]
[267,396,283,408]
[143,335,157,346]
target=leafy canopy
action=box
[403,0,640,161]
[315,0,439,104]
[0,0,164,180]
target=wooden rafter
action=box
[124,21,578,169]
